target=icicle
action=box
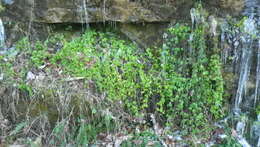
[28,0,35,38]
[234,48,252,109]
[243,18,257,36]
[190,8,195,29]
[0,18,5,49]
[236,121,246,136]
[161,32,169,76]
[250,114,260,147]
[220,22,228,64]
[190,8,199,29]
[254,39,260,106]
[80,2,84,32]
[231,0,259,146]
[209,15,218,37]
[237,136,252,147]
[103,0,107,23]
[234,18,256,110]
[188,33,193,55]
[235,115,251,147]
[243,0,259,19]
[83,0,89,29]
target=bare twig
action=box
[64,77,85,81]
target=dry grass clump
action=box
[0,47,128,146]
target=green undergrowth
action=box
[0,34,118,146]
[49,23,224,133]
[32,25,223,124]
[0,20,225,145]
[51,30,149,114]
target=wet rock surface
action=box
[2,0,247,24]
[2,0,193,23]
[0,0,247,48]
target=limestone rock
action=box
[4,0,193,23]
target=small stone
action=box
[26,71,36,81]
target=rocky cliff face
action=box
[3,0,195,23]
[0,0,246,48]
